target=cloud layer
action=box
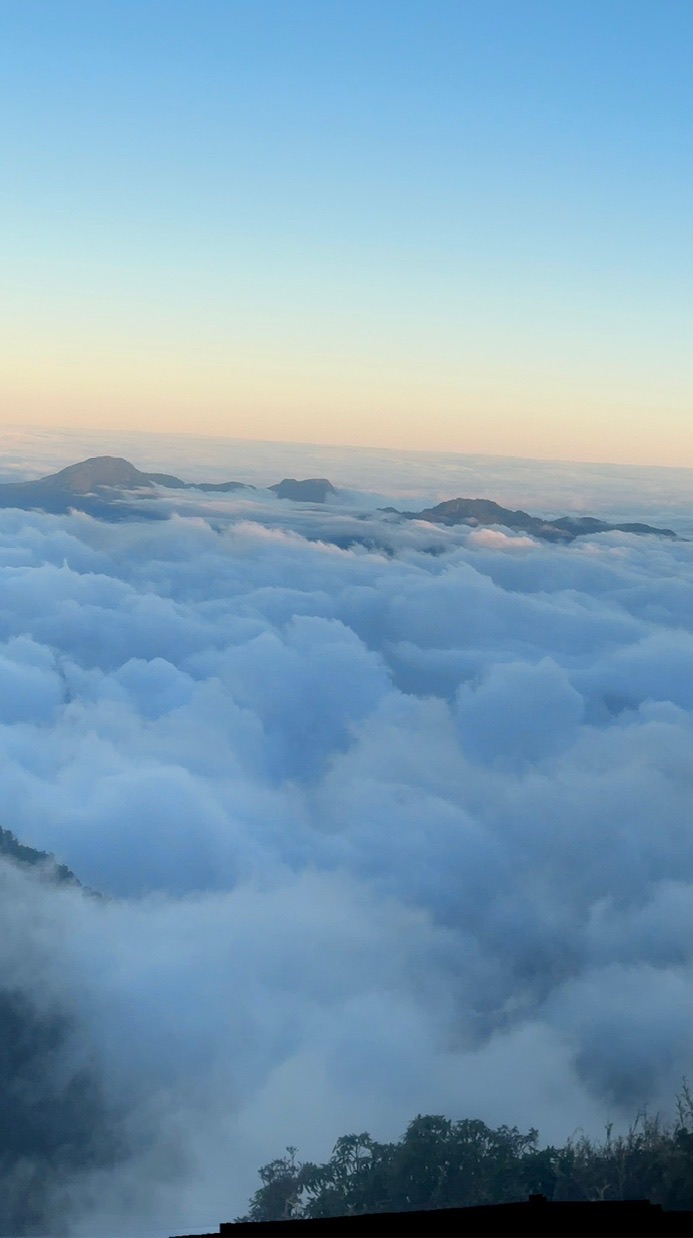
[1,450,693,1235]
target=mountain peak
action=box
[48,456,152,493]
[269,477,337,502]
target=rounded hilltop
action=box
[48,456,153,492]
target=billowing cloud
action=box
[1,440,693,1235]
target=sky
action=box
[1,0,692,464]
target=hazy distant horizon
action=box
[2,422,692,534]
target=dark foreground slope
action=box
[0,831,117,1236]
[173,1198,693,1237]
[0,825,82,886]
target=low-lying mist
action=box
[2,436,693,1235]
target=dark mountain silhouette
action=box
[270,478,338,502]
[0,458,342,515]
[0,455,153,516]
[194,479,253,493]
[0,457,678,539]
[387,497,677,543]
[0,456,253,518]
[46,456,153,493]
[0,825,82,888]
[552,514,677,538]
[0,828,118,1236]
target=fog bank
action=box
[1,434,693,1234]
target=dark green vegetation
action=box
[0,989,119,1236]
[243,1091,693,1222]
[0,831,117,1236]
[0,825,81,887]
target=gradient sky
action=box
[2,0,692,464]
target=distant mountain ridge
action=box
[270,477,337,502]
[387,496,677,543]
[0,456,679,540]
[0,456,338,516]
[0,456,252,516]
[49,456,150,492]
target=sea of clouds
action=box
[2,428,693,1236]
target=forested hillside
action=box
[0,826,81,886]
[243,1094,693,1222]
[0,831,115,1236]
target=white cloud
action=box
[1,443,693,1234]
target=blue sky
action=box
[1,0,692,463]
